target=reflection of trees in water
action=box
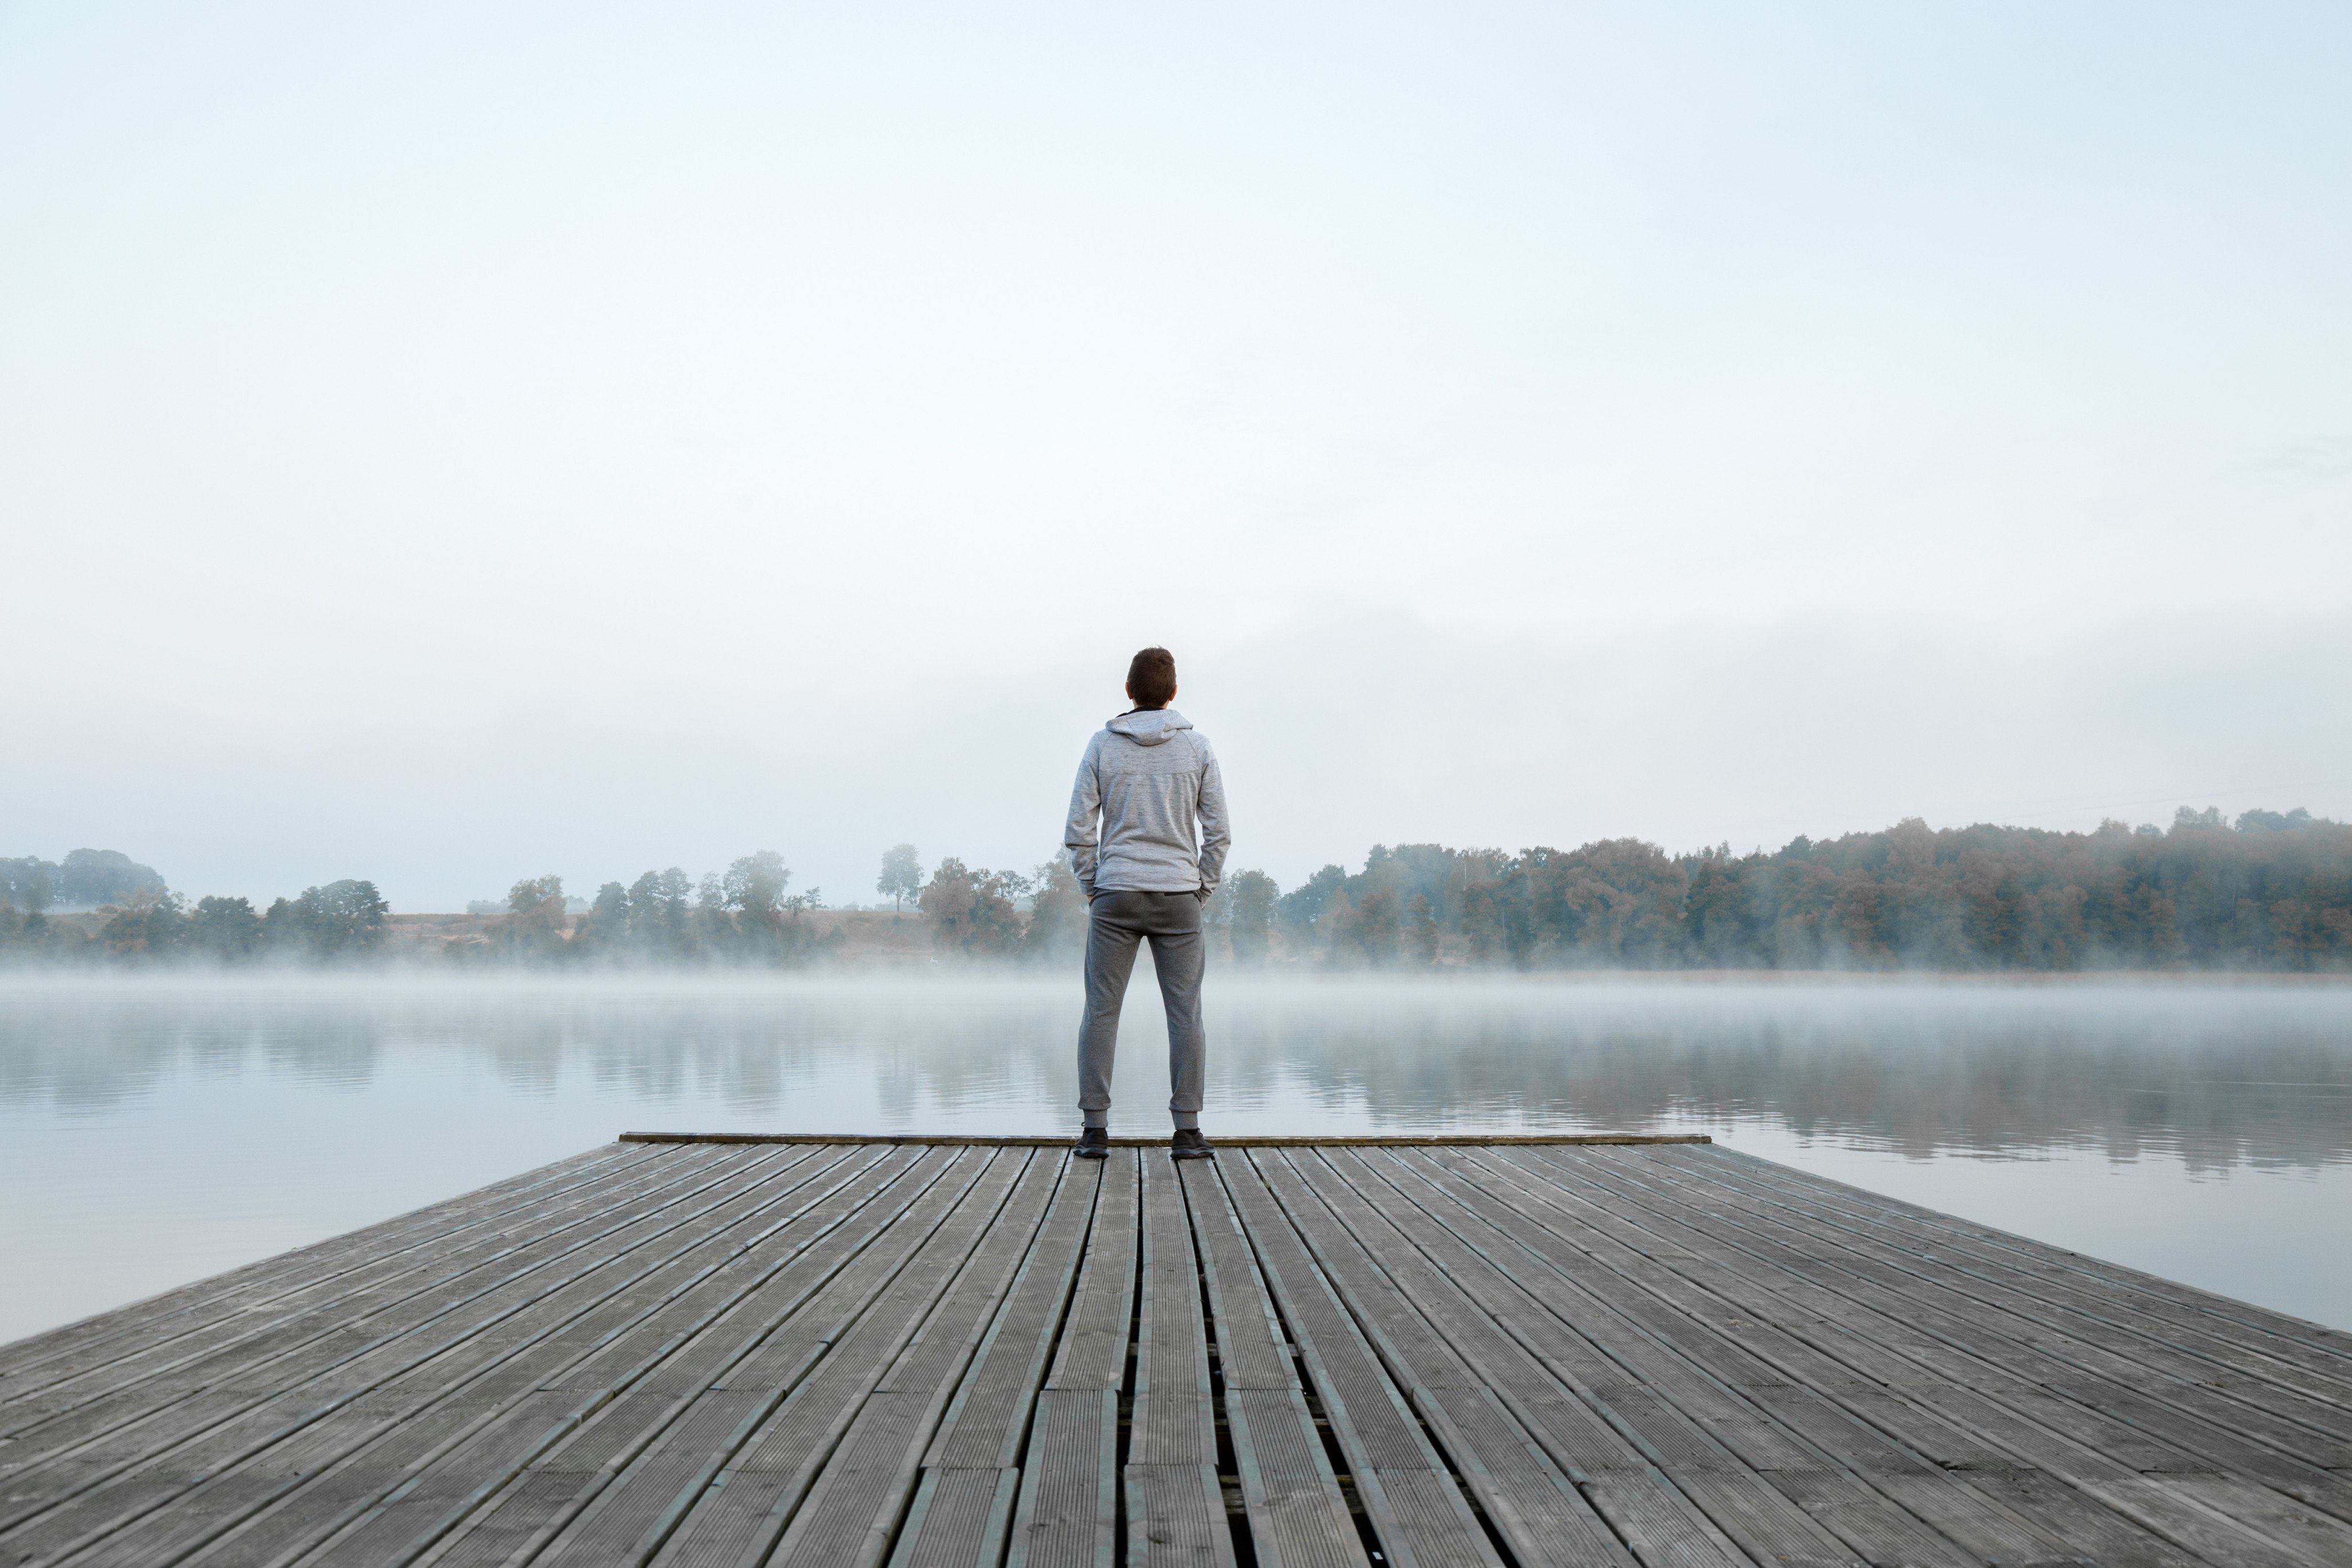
[1208,986,2352,1169]
[359,982,1074,1122]
[0,986,391,1112]
[3,980,2346,1169]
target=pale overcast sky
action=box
[3,2,2348,910]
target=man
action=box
[1063,646,1230,1159]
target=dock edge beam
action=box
[616,1130,1712,1146]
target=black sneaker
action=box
[1073,1126,1110,1160]
[1169,1128,1214,1160]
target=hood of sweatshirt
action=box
[1106,707,1192,747]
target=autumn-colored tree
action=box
[920,857,1022,958]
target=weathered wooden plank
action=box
[1044,1152,1138,1396]
[891,1467,1018,1568]
[1128,1154,1215,1471]
[1421,1144,2206,1568]
[1007,1389,1117,1568]
[1122,1459,1232,1568]
[1517,1148,2342,1568]
[1221,1151,1501,1568]
[1125,1151,1227,1568]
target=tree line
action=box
[0,878,392,963]
[5,806,2347,971]
[1230,807,2352,972]
[492,854,830,966]
[0,852,835,968]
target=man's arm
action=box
[1063,737,1103,896]
[1193,735,1230,895]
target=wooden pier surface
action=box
[5,1138,2350,1567]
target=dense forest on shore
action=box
[3,806,2347,972]
[1257,808,2350,973]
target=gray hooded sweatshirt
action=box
[1064,708,1230,898]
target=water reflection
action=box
[5,976,2346,1164]
[2,975,2347,1341]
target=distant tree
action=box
[719,851,821,965]
[190,895,264,961]
[1,857,55,913]
[1349,886,1400,966]
[1317,889,1355,964]
[1277,865,1347,952]
[877,844,924,913]
[724,852,793,922]
[1023,854,1088,963]
[570,882,632,957]
[1458,878,1507,965]
[508,875,565,920]
[287,880,390,957]
[55,849,167,909]
[494,875,568,959]
[627,868,694,954]
[1362,844,1457,925]
[261,897,302,950]
[1408,894,1439,965]
[1200,879,1234,959]
[100,892,188,959]
[1223,870,1279,966]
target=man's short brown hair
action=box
[1126,647,1177,709]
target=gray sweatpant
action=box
[1077,890,1206,1131]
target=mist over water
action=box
[2,972,2347,1342]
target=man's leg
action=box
[1077,893,1146,1129]
[1144,894,1207,1131]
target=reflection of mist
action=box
[1,976,2347,1168]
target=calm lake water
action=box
[3,973,2349,1343]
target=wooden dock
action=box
[5,1137,2350,1568]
